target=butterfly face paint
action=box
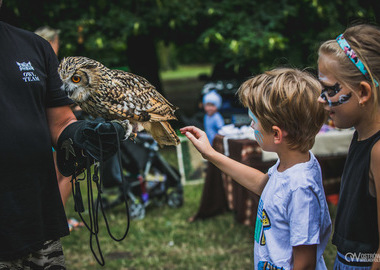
[248,109,264,145]
[321,83,342,97]
[319,82,352,107]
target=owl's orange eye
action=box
[71,75,81,83]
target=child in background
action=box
[317,24,380,269]
[181,68,331,269]
[202,90,224,143]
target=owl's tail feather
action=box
[149,113,178,122]
[145,121,180,147]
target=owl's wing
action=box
[104,70,178,123]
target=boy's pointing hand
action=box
[180,126,215,159]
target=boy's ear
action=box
[358,81,372,105]
[272,126,287,144]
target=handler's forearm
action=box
[205,150,268,196]
[47,106,77,147]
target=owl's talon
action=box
[111,119,133,140]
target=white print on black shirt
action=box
[16,61,34,71]
[16,61,40,82]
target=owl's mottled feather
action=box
[58,56,180,146]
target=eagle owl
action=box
[58,56,180,146]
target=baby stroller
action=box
[99,132,184,219]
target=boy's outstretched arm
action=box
[180,126,268,196]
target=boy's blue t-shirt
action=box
[204,112,224,143]
[254,151,332,270]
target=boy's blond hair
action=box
[238,68,326,152]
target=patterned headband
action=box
[336,34,379,87]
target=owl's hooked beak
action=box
[61,84,74,97]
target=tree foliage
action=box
[1,0,378,77]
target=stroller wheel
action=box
[129,201,146,220]
[167,189,184,208]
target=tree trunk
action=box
[126,34,164,96]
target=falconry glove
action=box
[56,118,126,176]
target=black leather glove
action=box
[56,118,126,176]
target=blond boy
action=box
[181,68,331,269]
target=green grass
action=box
[62,183,253,269]
[62,180,338,269]
[160,65,212,80]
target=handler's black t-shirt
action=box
[0,21,73,260]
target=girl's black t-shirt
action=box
[333,129,380,255]
[0,21,72,260]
